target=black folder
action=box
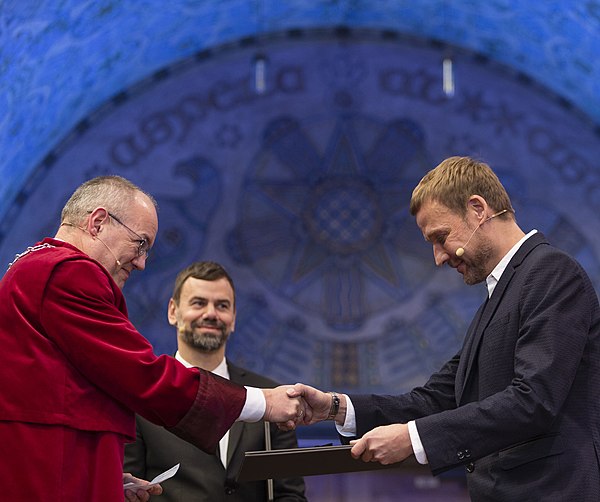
[237,445,422,481]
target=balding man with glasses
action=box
[0,176,303,502]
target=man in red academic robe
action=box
[0,176,302,502]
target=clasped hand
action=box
[263,383,334,430]
[262,385,306,430]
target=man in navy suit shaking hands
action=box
[291,156,600,502]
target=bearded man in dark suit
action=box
[125,261,306,501]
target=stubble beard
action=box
[462,237,494,286]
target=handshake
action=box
[261,383,344,430]
[261,383,414,466]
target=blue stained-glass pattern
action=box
[2,6,599,498]
[1,28,599,397]
[2,1,600,220]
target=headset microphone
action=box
[455,246,467,258]
[60,221,121,267]
[96,235,122,267]
[455,209,509,257]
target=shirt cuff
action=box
[408,420,428,464]
[335,394,357,437]
[237,386,266,422]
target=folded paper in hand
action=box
[123,463,180,491]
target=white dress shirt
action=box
[175,351,266,467]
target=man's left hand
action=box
[123,473,163,501]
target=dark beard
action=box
[180,320,229,352]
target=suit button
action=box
[464,449,471,458]
[466,462,475,473]
[457,450,465,460]
[225,487,235,495]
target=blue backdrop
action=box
[2,29,598,399]
[2,4,600,500]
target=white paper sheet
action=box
[123,463,180,491]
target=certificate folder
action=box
[237,445,420,481]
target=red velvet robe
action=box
[0,238,246,501]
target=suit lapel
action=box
[225,363,249,471]
[456,297,489,404]
[226,421,245,467]
[456,232,547,404]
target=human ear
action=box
[87,207,110,236]
[167,298,178,325]
[466,196,486,221]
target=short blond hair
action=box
[410,156,514,217]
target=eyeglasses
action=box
[108,212,151,258]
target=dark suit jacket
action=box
[124,361,306,501]
[350,233,600,501]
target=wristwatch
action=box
[327,392,340,420]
